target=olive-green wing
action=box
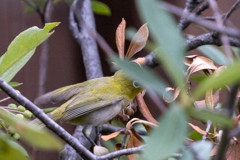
[59,94,123,124]
[34,82,89,106]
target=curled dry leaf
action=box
[127,128,143,160]
[185,56,218,81]
[116,18,126,59]
[188,123,209,135]
[195,89,221,109]
[126,117,157,133]
[163,87,180,103]
[136,93,158,125]
[126,23,149,58]
[184,55,198,66]
[101,129,124,141]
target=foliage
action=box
[0,23,62,159]
[4,0,240,159]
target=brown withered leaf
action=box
[136,93,158,124]
[126,24,149,58]
[127,128,143,160]
[184,55,198,66]
[132,57,146,65]
[163,87,180,103]
[188,123,209,135]
[116,18,126,59]
[101,129,123,141]
[195,89,221,109]
[205,89,214,110]
[114,143,122,151]
[186,56,218,80]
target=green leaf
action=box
[186,108,232,126]
[192,60,240,99]
[232,47,240,58]
[8,82,22,88]
[0,82,22,91]
[0,108,63,150]
[112,56,170,97]
[143,104,188,160]
[181,141,213,160]
[189,75,207,83]
[0,22,60,83]
[136,0,186,86]
[92,1,111,16]
[0,132,29,160]
[8,140,28,157]
[198,45,227,65]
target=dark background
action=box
[0,0,239,159]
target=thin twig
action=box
[215,84,239,160]
[0,97,10,103]
[178,0,204,31]
[202,120,212,141]
[96,145,144,160]
[208,0,233,64]
[195,1,209,15]
[223,0,240,24]
[116,130,128,160]
[161,1,240,38]
[21,0,44,24]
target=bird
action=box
[34,70,142,145]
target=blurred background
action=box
[0,0,239,159]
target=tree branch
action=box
[178,0,204,31]
[0,79,95,160]
[161,1,240,38]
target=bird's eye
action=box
[133,81,140,88]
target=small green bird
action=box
[34,70,142,145]
[34,18,148,145]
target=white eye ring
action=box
[133,81,140,88]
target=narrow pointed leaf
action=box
[126,23,149,58]
[144,105,188,160]
[116,18,126,59]
[136,0,186,86]
[186,108,232,126]
[92,0,111,16]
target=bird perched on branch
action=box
[33,18,148,145]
